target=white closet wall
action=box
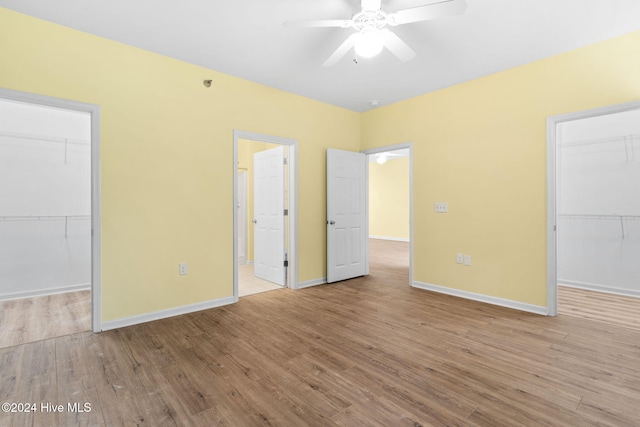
[558,109,640,296]
[0,98,91,299]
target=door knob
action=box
[252,219,257,224]
[328,220,335,225]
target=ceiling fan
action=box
[283,0,467,67]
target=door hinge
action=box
[284,209,288,216]
[283,157,288,165]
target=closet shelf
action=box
[0,215,90,221]
[0,130,89,146]
[558,214,639,239]
[0,130,90,164]
[560,133,638,162]
[0,215,90,239]
[558,214,640,221]
[560,133,640,148]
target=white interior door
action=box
[253,146,285,286]
[237,171,247,264]
[327,148,367,283]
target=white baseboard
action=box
[297,278,326,289]
[0,283,91,301]
[369,235,410,242]
[412,281,548,315]
[101,296,236,331]
[559,280,640,298]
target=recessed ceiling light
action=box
[370,100,380,107]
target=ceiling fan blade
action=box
[362,0,382,11]
[380,29,416,62]
[387,0,467,26]
[283,19,353,29]
[323,34,356,67]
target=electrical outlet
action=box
[179,263,188,275]
[456,253,463,264]
[435,202,448,213]
[463,255,472,266]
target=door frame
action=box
[0,87,102,332]
[237,170,248,265]
[233,130,298,300]
[546,100,640,316]
[362,142,414,286]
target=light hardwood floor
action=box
[1,241,639,426]
[0,290,90,348]
[558,285,640,332]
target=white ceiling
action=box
[368,148,410,162]
[2,0,640,112]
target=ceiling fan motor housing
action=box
[352,10,388,32]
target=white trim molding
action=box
[559,281,640,299]
[0,284,91,302]
[297,278,327,289]
[233,130,299,298]
[362,142,414,286]
[413,281,548,315]
[101,296,235,331]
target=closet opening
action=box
[548,101,640,325]
[0,88,101,345]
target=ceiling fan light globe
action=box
[354,31,384,58]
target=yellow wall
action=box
[369,157,409,240]
[0,8,360,322]
[3,6,640,318]
[362,30,640,307]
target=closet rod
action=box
[0,215,90,238]
[559,133,639,148]
[558,214,640,221]
[558,214,639,239]
[0,215,90,221]
[0,130,89,146]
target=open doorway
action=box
[0,88,101,346]
[364,143,413,285]
[547,101,640,323]
[233,131,297,299]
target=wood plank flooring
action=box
[1,242,639,426]
[558,285,640,332]
[0,290,90,348]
